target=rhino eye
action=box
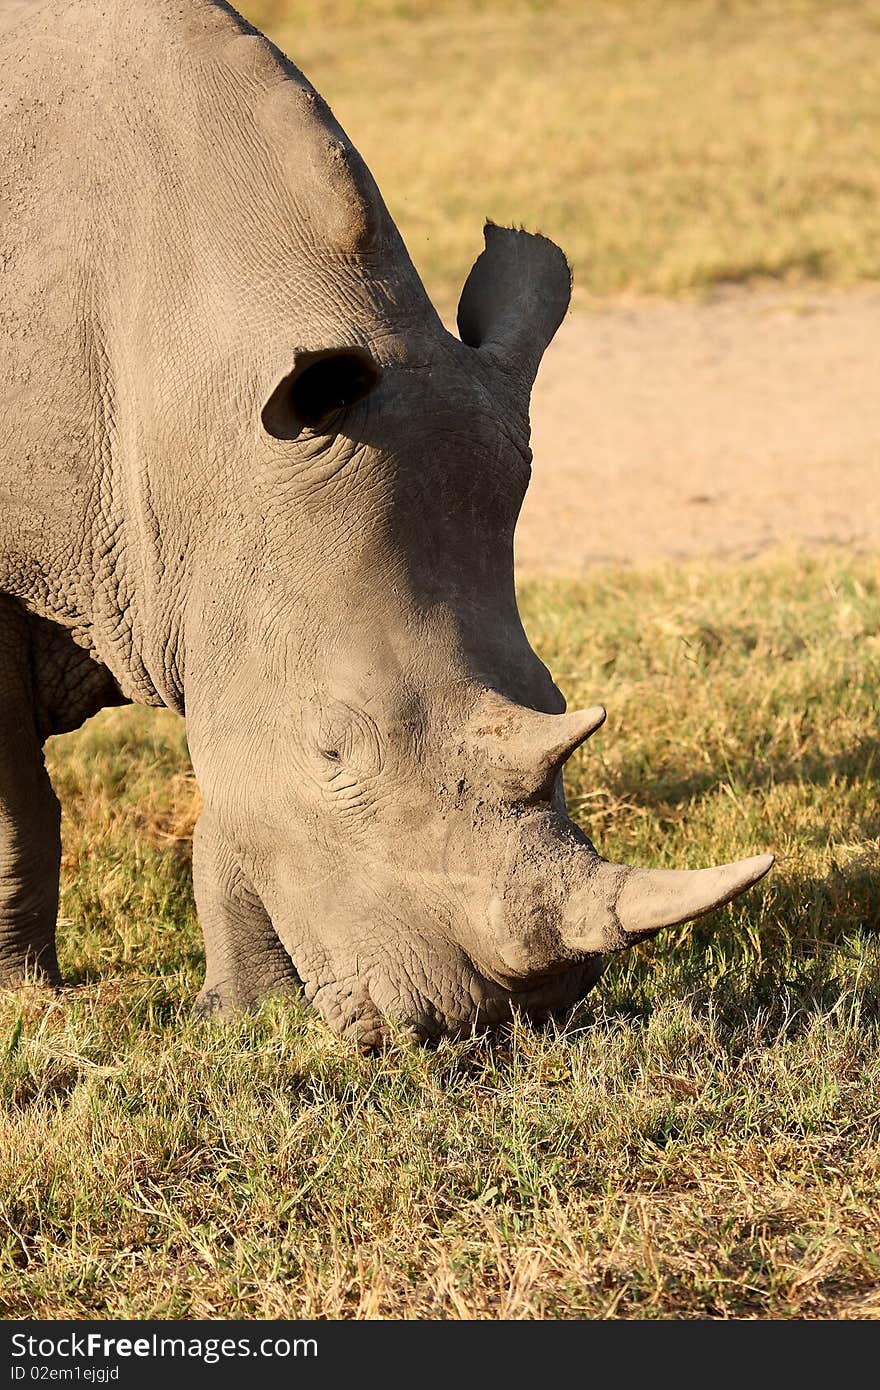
[262,347,382,437]
[314,702,383,779]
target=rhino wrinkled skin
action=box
[0,0,772,1043]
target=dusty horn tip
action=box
[537,705,607,779]
[576,705,607,737]
[613,852,775,938]
[551,703,607,749]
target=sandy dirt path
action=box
[518,288,879,575]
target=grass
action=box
[2,549,879,1318]
[238,0,880,308]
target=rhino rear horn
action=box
[457,222,572,387]
[262,346,382,437]
[477,705,607,801]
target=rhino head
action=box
[180,207,772,1041]
[111,8,772,1045]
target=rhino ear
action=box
[457,222,572,387]
[262,346,382,437]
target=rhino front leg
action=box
[0,598,62,986]
[192,813,301,1016]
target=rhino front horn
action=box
[564,853,775,953]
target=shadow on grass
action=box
[3,1056,90,1112]
[584,860,880,1042]
[606,733,877,826]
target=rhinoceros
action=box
[0,0,772,1043]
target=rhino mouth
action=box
[469,948,589,997]
[304,949,607,1049]
[296,847,774,1046]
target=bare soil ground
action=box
[519,287,880,575]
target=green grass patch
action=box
[240,0,880,308]
[1,550,879,1318]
